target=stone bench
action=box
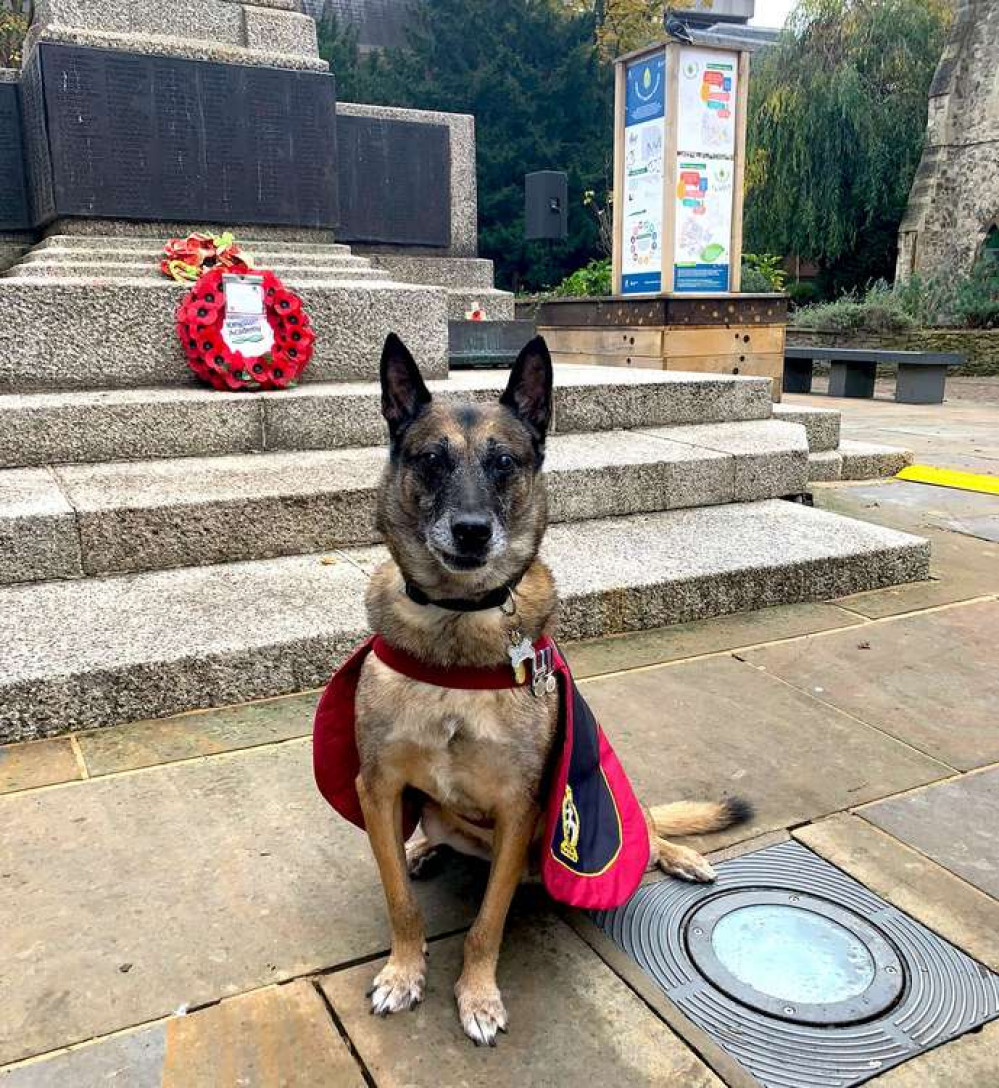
[783,347,963,404]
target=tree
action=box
[745,0,950,292]
[1,0,29,68]
[596,0,697,61]
[319,0,614,292]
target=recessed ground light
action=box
[592,840,999,1088]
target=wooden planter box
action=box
[516,294,788,401]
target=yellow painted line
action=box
[896,464,999,496]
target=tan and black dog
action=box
[353,332,751,1045]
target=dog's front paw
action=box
[656,843,717,883]
[367,957,426,1016]
[455,978,508,1046]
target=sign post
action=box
[613,40,749,297]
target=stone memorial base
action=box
[0,235,450,390]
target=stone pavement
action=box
[1,474,998,1086]
[791,377,999,474]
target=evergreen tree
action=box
[320,0,613,291]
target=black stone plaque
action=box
[0,82,30,230]
[337,114,450,247]
[22,43,339,229]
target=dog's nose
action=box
[451,515,493,553]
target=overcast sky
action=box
[749,0,796,27]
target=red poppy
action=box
[272,290,302,317]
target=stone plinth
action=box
[25,0,324,69]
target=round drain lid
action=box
[685,889,905,1025]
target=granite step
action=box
[0,366,774,468]
[2,421,808,582]
[839,440,912,480]
[31,236,353,256]
[772,403,841,452]
[0,278,450,392]
[19,249,373,268]
[0,499,929,740]
[5,261,392,283]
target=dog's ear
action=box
[500,336,553,443]
[380,333,431,441]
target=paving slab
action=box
[577,655,949,851]
[831,527,998,618]
[76,693,319,777]
[794,815,999,973]
[0,737,80,794]
[320,913,723,1088]
[0,981,362,1088]
[564,601,862,678]
[742,600,999,770]
[860,768,999,900]
[0,742,483,1066]
[869,1019,999,1086]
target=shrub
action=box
[743,252,787,291]
[547,258,612,298]
[792,281,916,333]
[786,282,821,308]
[739,265,773,293]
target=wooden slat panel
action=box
[665,352,784,401]
[550,352,664,371]
[539,327,663,358]
[532,295,788,328]
[662,325,785,357]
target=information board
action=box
[613,41,746,296]
[677,47,738,156]
[673,156,734,292]
[620,51,666,294]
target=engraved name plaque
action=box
[0,82,30,230]
[21,43,339,229]
[337,115,450,247]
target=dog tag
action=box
[545,673,557,694]
[507,635,534,685]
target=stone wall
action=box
[788,327,999,378]
[897,0,999,280]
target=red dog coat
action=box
[313,635,649,910]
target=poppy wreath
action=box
[175,268,315,391]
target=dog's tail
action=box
[650,797,754,838]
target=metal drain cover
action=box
[592,840,999,1088]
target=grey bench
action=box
[783,347,963,404]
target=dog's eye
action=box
[420,450,443,470]
[494,453,515,472]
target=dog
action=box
[352,332,751,1045]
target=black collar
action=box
[404,579,517,613]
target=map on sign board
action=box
[673,157,734,292]
[621,52,666,294]
[677,47,738,156]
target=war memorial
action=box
[0,0,929,738]
[1,3,998,1086]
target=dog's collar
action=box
[404,578,519,613]
[372,634,552,689]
